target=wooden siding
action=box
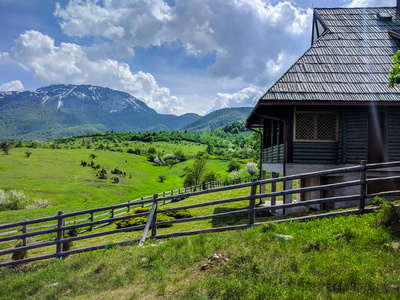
[341,107,368,164]
[388,107,400,161]
[293,142,338,164]
[263,144,284,163]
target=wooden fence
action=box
[1,160,400,267]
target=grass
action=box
[1,211,400,299]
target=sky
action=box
[0,0,396,115]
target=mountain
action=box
[0,84,200,141]
[179,107,253,133]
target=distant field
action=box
[0,145,249,224]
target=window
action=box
[294,109,338,142]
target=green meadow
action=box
[0,143,246,224]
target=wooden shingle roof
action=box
[260,7,400,103]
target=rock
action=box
[141,257,148,262]
[48,282,58,287]
[276,234,293,240]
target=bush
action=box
[25,151,32,157]
[378,203,400,237]
[62,227,80,252]
[134,207,151,214]
[97,168,108,179]
[163,209,193,219]
[158,175,166,182]
[115,211,174,229]
[12,241,27,261]
[228,160,241,172]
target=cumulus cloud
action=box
[208,86,263,113]
[345,0,395,7]
[8,30,182,114]
[55,0,313,86]
[0,80,24,92]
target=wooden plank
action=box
[139,198,157,246]
[0,223,146,256]
[0,211,150,244]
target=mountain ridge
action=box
[0,84,253,141]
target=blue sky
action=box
[0,0,396,115]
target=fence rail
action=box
[1,161,400,267]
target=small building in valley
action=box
[246,3,400,209]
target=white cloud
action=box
[0,80,24,92]
[345,0,395,7]
[208,86,263,113]
[55,0,313,86]
[8,30,182,114]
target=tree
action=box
[1,141,12,155]
[158,175,166,182]
[183,157,207,187]
[202,170,217,183]
[245,162,259,177]
[389,50,400,87]
[227,160,241,172]
[206,144,214,154]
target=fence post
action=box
[111,208,115,219]
[22,220,28,247]
[248,179,257,226]
[151,194,158,237]
[128,201,131,212]
[90,212,94,231]
[171,190,173,196]
[141,197,144,208]
[359,160,367,213]
[56,211,64,255]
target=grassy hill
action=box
[179,107,253,133]
[1,209,400,299]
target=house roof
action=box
[259,7,400,104]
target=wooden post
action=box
[151,194,158,237]
[128,201,131,212]
[359,160,367,213]
[22,219,28,247]
[111,208,115,218]
[171,190,173,196]
[56,211,64,254]
[271,172,277,209]
[90,212,94,231]
[248,179,257,225]
[141,197,144,208]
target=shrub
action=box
[111,167,123,175]
[372,196,386,206]
[163,209,193,219]
[227,160,241,172]
[115,211,174,229]
[113,177,119,184]
[12,241,27,261]
[89,153,97,159]
[25,151,32,157]
[62,227,80,252]
[158,175,166,182]
[378,203,400,237]
[134,207,151,214]
[229,170,243,182]
[97,168,108,179]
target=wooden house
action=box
[246,4,400,209]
